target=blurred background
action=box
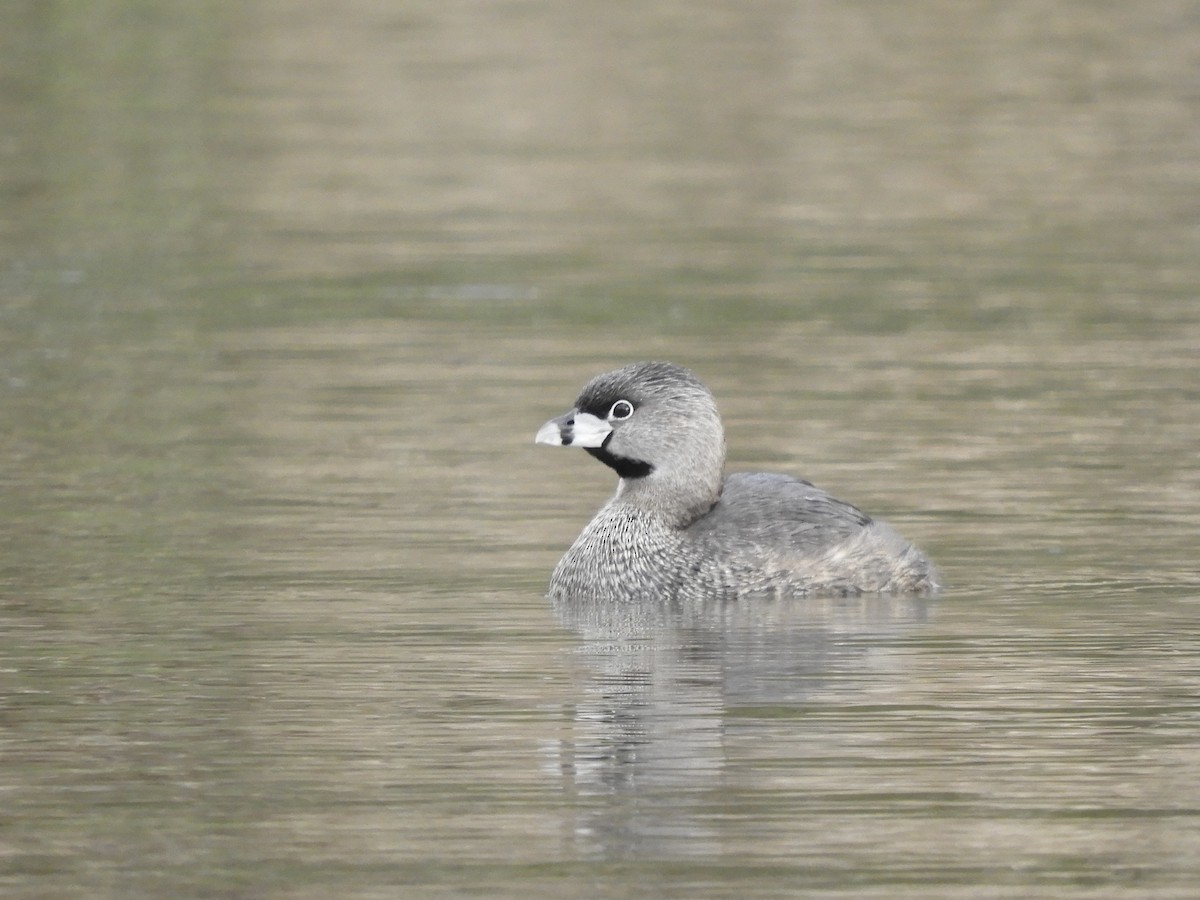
[2,2,1199,897]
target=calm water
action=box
[2,2,1199,898]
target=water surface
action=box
[2,2,1199,897]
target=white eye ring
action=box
[608,399,634,421]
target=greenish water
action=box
[2,2,1199,898]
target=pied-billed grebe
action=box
[535,361,939,601]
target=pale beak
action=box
[534,410,612,448]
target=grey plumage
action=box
[535,361,939,601]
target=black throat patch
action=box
[585,446,653,480]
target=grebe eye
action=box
[608,399,634,420]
